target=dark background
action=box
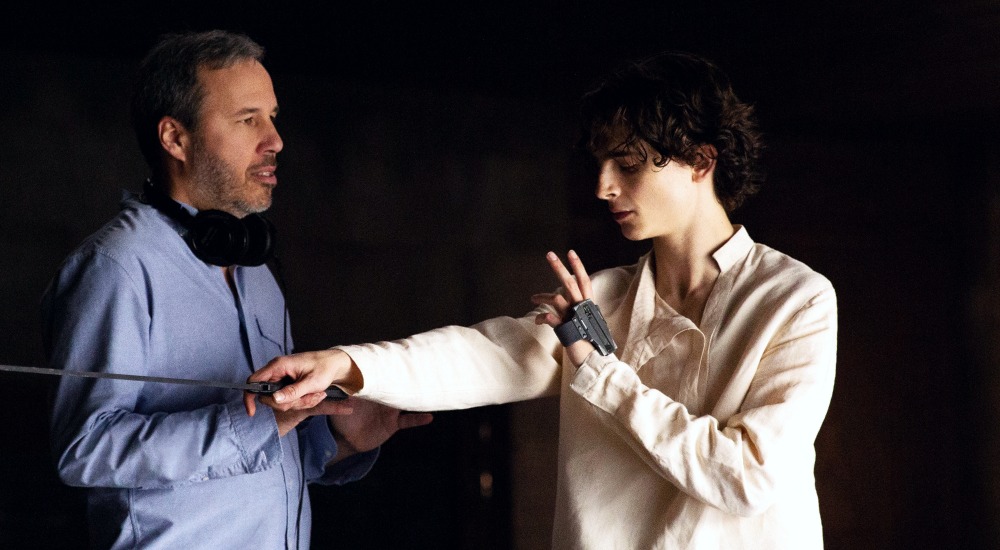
[1,1,999,548]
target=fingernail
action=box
[569,249,578,257]
[274,392,285,403]
[547,252,557,260]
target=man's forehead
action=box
[196,60,278,111]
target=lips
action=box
[611,210,633,223]
[250,165,278,185]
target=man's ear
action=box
[158,116,191,164]
[692,144,718,182]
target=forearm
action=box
[53,396,281,489]
[344,316,562,411]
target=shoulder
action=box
[50,199,181,292]
[739,242,836,308]
[68,199,177,266]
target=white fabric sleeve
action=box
[341,313,563,411]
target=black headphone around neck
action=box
[142,179,277,267]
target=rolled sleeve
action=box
[570,351,635,413]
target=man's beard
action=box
[189,140,272,217]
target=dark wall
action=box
[1,2,998,549]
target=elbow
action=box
[714,480,777,517]
[55,448,94,488]
[717,463,780,517]
[51,421,113,488]
[51,430,86,487]
[728,489,776,517]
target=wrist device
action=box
[554,299,617,356]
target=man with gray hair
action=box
[43,30,431,549]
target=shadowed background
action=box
[1,1,998,548]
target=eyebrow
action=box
[598,148,638,161]
[234,106,280,117]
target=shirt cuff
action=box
[335,344,377,397]
[315,448,380,486]
[570,352,635,415]
[225,400,282,472]
[298,415,339,481]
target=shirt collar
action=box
[711,225,754,273]
[121,188,197,236]
[630,224,754,315]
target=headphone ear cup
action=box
[185,210,249,267]
[238,214,276,267]
[144,180,278,267]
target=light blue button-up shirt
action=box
[43,192,376,549]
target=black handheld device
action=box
[250,379,349,401]
[554,299,618,356]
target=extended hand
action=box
[329,397,433,463]
[530,250,594,325]
[530,250,597,366]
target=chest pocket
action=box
[254,314,288,365]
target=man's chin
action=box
[240,191,273,216]
[232,199,271,217]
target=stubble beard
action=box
[189,139,272,217]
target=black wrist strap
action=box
[554,299,617,356]
[554,320,584,346]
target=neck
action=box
[166,176,202,211]
[650,213,735,325]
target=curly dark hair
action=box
[130,30,265,176]
[579,51,764,212]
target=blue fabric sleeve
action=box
[46,250,284,489]
[297,415,379,486]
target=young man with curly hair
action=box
[249,52,837,549]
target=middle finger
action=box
[546,251,583,302]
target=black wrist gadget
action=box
[554,299,617,356]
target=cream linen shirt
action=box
[340,226,837,549]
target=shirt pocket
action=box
[255,315,289,361]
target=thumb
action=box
[271,382,303,406]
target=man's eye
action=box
[618,163,640,173]
[242,117,256,125]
